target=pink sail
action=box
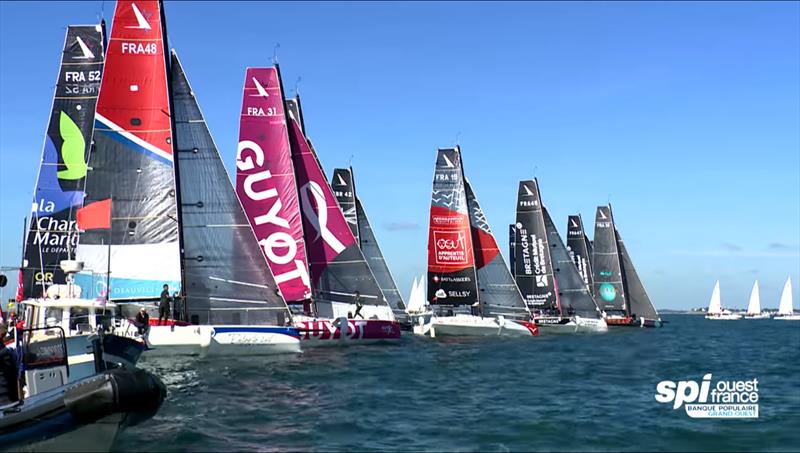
[235,67,311,302]
[287,114,356,280]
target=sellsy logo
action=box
[655,374,759,419]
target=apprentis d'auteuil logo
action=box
[655,374,759,419]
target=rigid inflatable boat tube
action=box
[63,368,166,425]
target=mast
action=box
[276,63,314,308]
[159,0,187,315]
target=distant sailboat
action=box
[743,281,769,319]
[592,205,662,327]
[420,147,537,337]
[775,277,800,320]
[705,280,741,320]
[566,214,594,295]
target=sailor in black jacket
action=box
[0,323,20,405]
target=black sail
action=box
[356,198,408,322]
[543,209,602,319]
[171,52,291,326]
[617,231,659,320]
[331,168,359,241]
[22,25,105,299]
[465,181,530,320]
[592,205,627,314]
[567,214,594,293]
[513,179,558,313]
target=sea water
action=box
[114,315,800,452]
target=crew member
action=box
[353,291,364,319]
[158,284,171,326]
[135,307,150,336]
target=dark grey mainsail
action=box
[592,205,627,314]
[465,180,530,320]
[356,198,408,321]
[566,214,594,293]
[331,168,359,241]
[543,209,602,319]
[513,179,558,313]
[617,231,659,320]
[171,51,291,326]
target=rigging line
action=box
[293,76,302,97]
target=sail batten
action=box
[21,25,105,299]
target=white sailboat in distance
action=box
[705,280,742,320]
[774,277,800,320]
[743,281,770,319]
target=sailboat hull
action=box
[705,314,742,320]
[774,315,800,320]
[535,316,608,333]
[744,313,771,319]
[416,314,538,337]
[136,325,301,356]
[294,318,401,345]
[605,316,664,327]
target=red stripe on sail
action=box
[235,67,311,302]
[77,199,112,230]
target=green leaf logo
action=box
[56,111,87,180]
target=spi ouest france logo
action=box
[655,374,759,419]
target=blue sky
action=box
[1,1,798,309]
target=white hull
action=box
[414,314,536,338]
[705,314,742,320]
[743,313,771,319]
[140,325,301,356]
[774,314,800,321]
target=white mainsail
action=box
[778,277,794,315]
[746,281,761,315]
[707,281,722,314]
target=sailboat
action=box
[705,280,741,320]
[14,21,152,377]
[775,277,800,320]
[592,205,663,327]
[74,0,300,355]
[331,167,410,327]
[566,214,594,294]
[235,68,400,344]
[419,147,538,337]
[743,281,769,319]
[512,179,607,333]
